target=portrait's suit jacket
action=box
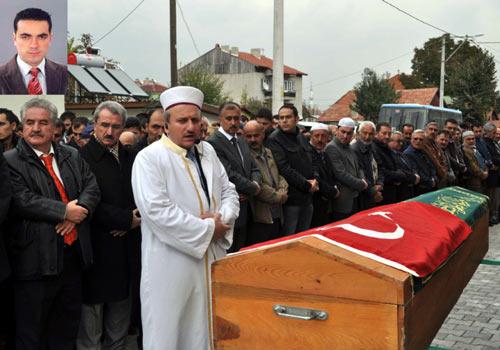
[0,55,67,95]
[208,130,261,227]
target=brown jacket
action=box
[422,137,448,187]
[249,147,288,224]
[463,147,485,193]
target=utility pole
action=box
[439,33,483,108]
[272,0,284,115]
[439,36,445,107]
[170,0,178,87]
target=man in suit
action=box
[325,117,368,221]
[4,97,100,350]
[208,102,261,251]
[0,108,20,152]
[78,101,141,349]
[0,8,67,95]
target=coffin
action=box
[211,187,489,350]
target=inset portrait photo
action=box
[0,0,67,95]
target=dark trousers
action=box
[228,225,247,253]
[247,220,281,246]
[282,204,314,236]
[0,278,14,350]
[331,197,360,222]
[15,246,82,350]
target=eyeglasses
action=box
[413,138,424,141]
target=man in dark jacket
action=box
[208,102,261,250]
[0,148,12,350]
[372,122,409,205]
[4,98,100,350]
[77,101,141,349]
[0,148,11,282]
[388,132,419,201]
[352,121,383,210]
[326,118,368,221]
[268,104,318,235]
[482,122,500,225]
[404,130,438,195]
[308,123,339,228]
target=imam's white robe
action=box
[131,135,239,350]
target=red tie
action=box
[40,154,77,245]
[28,68,43,95]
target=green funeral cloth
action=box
[409,186,488,227]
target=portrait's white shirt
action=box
[17,55,47,94]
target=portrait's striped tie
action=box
[27,68,43,95]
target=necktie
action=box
[40,154,77,245]
[231,137,243,163]
[28,68,43,95]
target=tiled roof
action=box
[397,87,439,105]
[318,90,364,122]
[136,80,168,94]
[318,87,440,123]
[388,74,405,90]
[238,52,306,76]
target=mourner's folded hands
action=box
[65,199,88,223]
[55,220,75,236]
[130,209,141,229]
[213,213,230,241]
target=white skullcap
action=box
[462,130,474,138]
[160,86,204,111]
[310,123,329,132]
[338,117,356,128]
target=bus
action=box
[378,104,463,130]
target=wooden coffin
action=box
[211,187,489,349]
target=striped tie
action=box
[28,68,43,95]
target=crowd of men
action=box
[0,89,499,349]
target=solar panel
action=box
[107,69,149,97]
[68,65,108,94]
[87,67,129,95]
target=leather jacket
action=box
[4,139,100,279]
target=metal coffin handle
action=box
[273,304,328,321]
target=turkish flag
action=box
[242,202,472,277]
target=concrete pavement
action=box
[431,226,500,350]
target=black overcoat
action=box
[80,137,138,304]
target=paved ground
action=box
[430,226,500,350]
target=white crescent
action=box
[319,211,405,240]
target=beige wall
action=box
[0,95,65,119]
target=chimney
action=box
[230,46,239,56]
[250,48,262,59]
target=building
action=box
[178,44,307,112]
[318,75,440,124]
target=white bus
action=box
[378,104,463,130]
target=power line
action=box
[177,0,201,56]
[380,0,455,36]
[94,0,146,45]
[313,52,412,87]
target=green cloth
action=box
[409,186,488,227]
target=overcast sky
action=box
[69,0,500,111]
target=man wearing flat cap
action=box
[131,86,239,350]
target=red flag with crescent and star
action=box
[242,202,472,277]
